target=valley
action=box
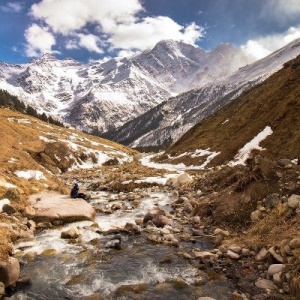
[0,106,299,299]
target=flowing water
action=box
[12,190,235,300]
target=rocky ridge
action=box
[104,38,300,150]
[0,40,251,134]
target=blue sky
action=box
[1,0,300,64]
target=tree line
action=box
[0,89,64,127]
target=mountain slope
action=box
[158,54,300,167]
[0,40,251,133]
[105,38,300,149]
[0,108,136,198]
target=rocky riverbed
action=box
[1,156,300,299]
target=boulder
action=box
[0,257,20,287]
[30,191,95,223]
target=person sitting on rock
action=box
[70,183,79,198]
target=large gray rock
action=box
[30,191,95,223]
[0,257,20,287]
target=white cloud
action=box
[28,0,204,55]
[261,0,300,24]
[241,26,300,60]
[109,17,203,51]
[30,0,142,35]
[24,24,56,57]
[1,2,24,13]
[77,34,104,54]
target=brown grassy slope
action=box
[0,108,137,197]
[164,55,300,167]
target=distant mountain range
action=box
[103,38,300,150]
[0,40,251,134]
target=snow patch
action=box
[14,170,46,180]
[39,136,56,143]
[229,126,273,166]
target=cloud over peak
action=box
[24,0,204,57]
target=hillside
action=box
[0,108,137,201]
[158,54,300,167]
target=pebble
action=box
[268,264,285,276]
[227,250,240,260]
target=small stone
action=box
[193,251,218,260]
[228,245,242,254]
[135,218,143,225]
[289,238,300,248]
[255,279,275,290]
[277,159,291,167]
[52,220,64,226]
[124,222,140,234]
[268,264,285,276]
[193,216,201,224]
[227,250,240,260]
[241,248,251,257]
[265,194,280,209]
[218,245,227,253]
[273,272,283,287]
[268,247,283,263]
[197,298,216,300]
[256,248,269,261]
[0,282,4,296]
[2,204,16,215]
[61,227,80,239]
[214,228,230,236]
[287,194,300,209]
[251,210,262,221]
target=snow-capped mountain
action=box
[0,40,251,133]
[103,38,300,149]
